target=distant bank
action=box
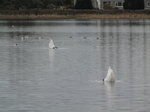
[0,9,150,19]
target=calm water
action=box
[0,19,150,112]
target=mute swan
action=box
[103,66,115,82]
[49,40,57,49]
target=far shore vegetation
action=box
[0,0,150,19]
[0,9,150,19]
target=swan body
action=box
[49,40,57,49]
[103,66,115,82]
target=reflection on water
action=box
[0,19,150,112]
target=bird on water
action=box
[103,66,115,82]
[49,39,57,49]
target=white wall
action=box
[145,0,150,9]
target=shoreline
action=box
[0,9,150,19]
[1,14,150,20]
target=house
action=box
[103,0,113,9]
[103,0,124,9]
[145,0,150,9]
[111,0,124,9]
[103,0,112,5]
[74,0,150,9]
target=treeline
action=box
[74,0,145,10]
[0,0,73,10]
[75,0,93,9]
[124,0,144,9]
[0,0,146,10]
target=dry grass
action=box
[71,14,150,19]
[1,14,150,19]
[0,10,150,19]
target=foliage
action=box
[0,0,146,10]
[0,0,73,10]
[124,0,144,10]
[75,0,93,9]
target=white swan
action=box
[49,40,57,49]
[103,66,115,82]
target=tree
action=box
[124,0,144,9]
[75,0,93,9]
[0,0,73,9]
[0,0,5,8]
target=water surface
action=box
[0,19,150,112]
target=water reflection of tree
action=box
[6,20,36,40]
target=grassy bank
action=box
[0,9,150,19]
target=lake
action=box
[0,19,150,112]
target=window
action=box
[116,2,122,6]
[118,2,122,6]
